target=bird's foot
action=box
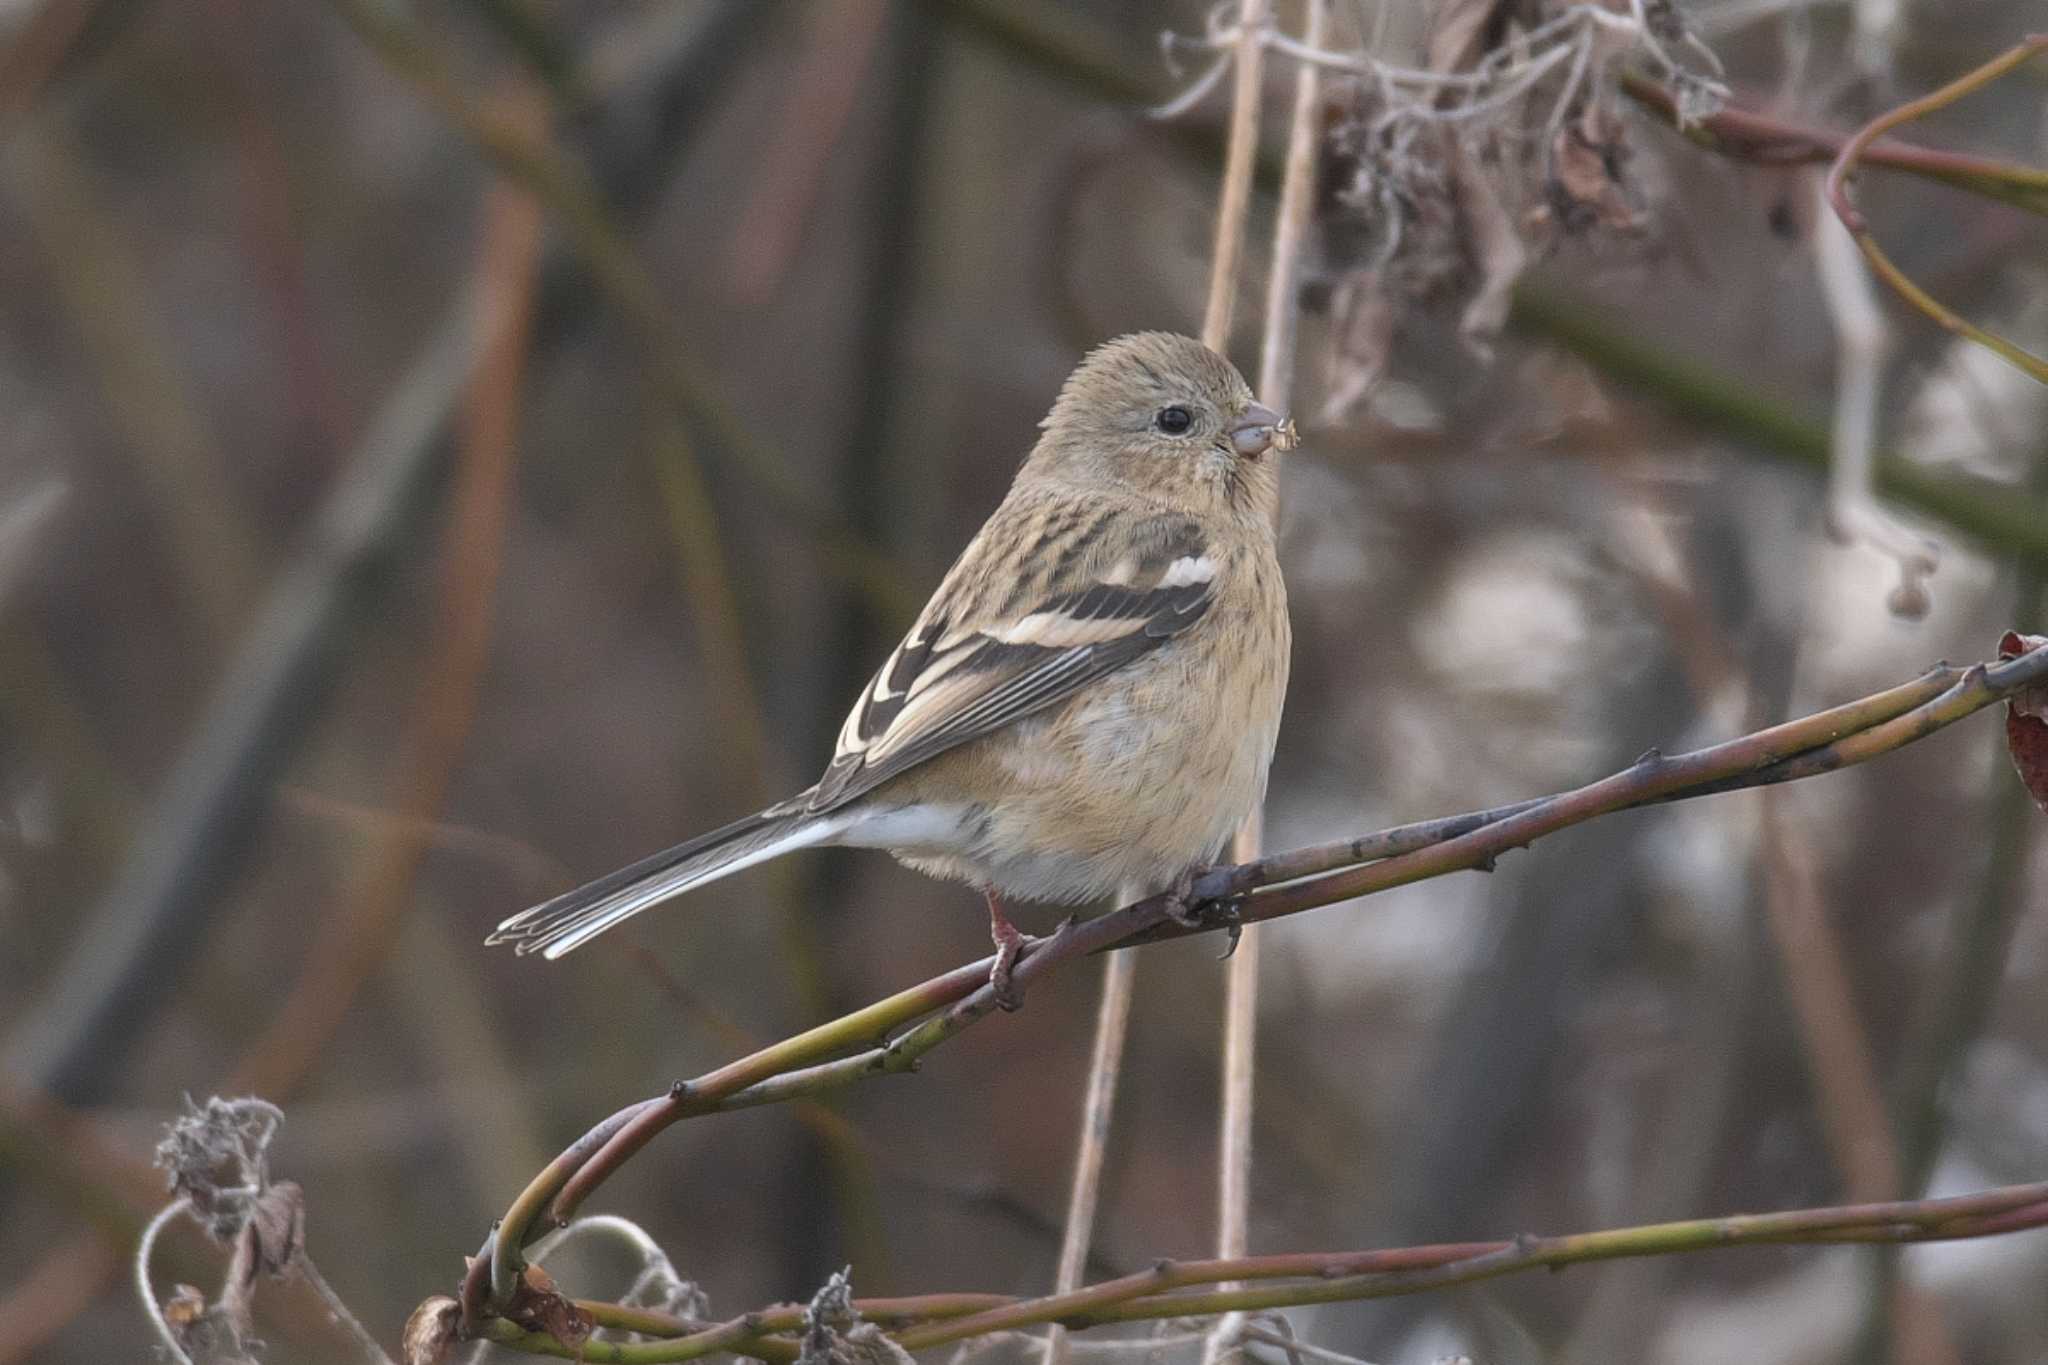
[985,890,1027,1011]
[989,925,1026,1012]
[985,903,1083,1011]
[1161,867,1244,958]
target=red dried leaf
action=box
[2001,633,2048,709]
[1999,632,2048,813]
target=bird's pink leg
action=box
[985,889,1026,1011]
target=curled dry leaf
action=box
[246,1179,307,1278]
[402,1296,462,1365]
[2000,631,2048,814]
[1318,116,1467,421]
[154,1095,287,1243]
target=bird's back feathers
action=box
[810,509,1214,811]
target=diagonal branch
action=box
[458,637,2048,1332]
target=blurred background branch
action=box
[2,0,776,1107]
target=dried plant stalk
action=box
[1206,4,1328,1363]
[1051,6,1276,1361]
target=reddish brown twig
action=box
[1621,71,2048,215]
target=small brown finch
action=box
[490,332,1294,1002]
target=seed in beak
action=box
[1228,402,1294,458]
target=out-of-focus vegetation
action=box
[1,2,2046,1362]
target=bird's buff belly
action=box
[840,656,1283,904]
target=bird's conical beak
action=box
[1228,402,1297,458]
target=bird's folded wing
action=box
[806,508,1216,813]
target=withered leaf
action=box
[1547,111,1643,235]
[403,1296,462,1365]
[248,1180,306,1277]
[1999,631,2048,814]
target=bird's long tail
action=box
[486,796,838,959]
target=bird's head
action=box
[1029,332,1295,518]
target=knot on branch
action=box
[799,1269,913,1365]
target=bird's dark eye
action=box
[1155,405,1193,435]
